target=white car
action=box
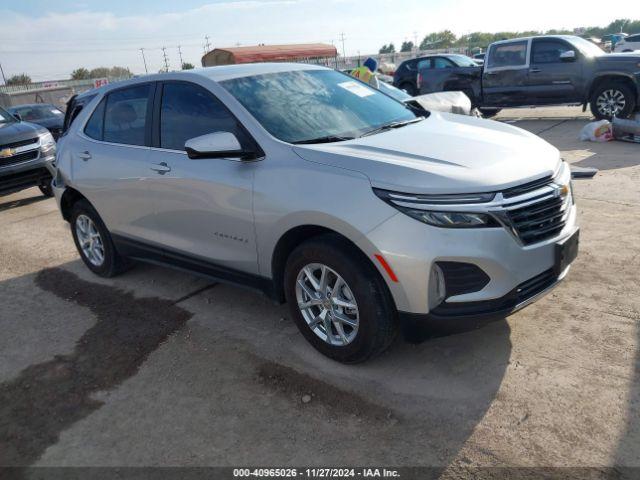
[614,34,640,52]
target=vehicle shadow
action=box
[0,261,512,472]
[0,193,47,213]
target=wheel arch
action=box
[59,187,90,221]
[269,224,397,309]
[587,74,639,104]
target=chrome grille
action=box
[0,149,39,168]
[506,192,569,245]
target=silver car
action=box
[53,63,578,363]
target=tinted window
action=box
[627,34,640,42]
[103,84,150,146]
[433,57,455,69]
[160,82,247,151]
[221,69,418,144]
[84,99,105,140]
[487,41,528,68]
[417,59,432,70]
[532,40,574,63]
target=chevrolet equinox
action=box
[53,63,579,363]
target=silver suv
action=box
[53,63,578,363]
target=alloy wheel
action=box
[295,263,359,346]
[75,214,105,266]
[596,89,626,117]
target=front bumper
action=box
[0,153,56,196]
[366,202,578,316]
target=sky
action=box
[0,0,636,82]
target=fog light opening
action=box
[428,263,446,310]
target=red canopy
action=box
[202,43,337,66]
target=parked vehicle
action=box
[614,33,640,52]
[393,54,479,96]
[7,103,65,140]
[473,52,485,65]
[415,35,640,119]
[0,106,56,197]
[53,64,578,362]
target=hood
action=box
[0,121,46,145]
[293,112,561,194]
[30,116,64,130]
[596,52,640,65]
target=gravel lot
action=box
[0,107,639,475]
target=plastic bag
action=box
[412,91,472,116]
[579,120,613,142]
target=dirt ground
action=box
[0,106,639,477]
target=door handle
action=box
[529,68,541,73]
[78,151,92,161]
[150,162,171,175]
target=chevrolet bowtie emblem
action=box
[0,148,16,158]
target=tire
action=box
[590,82,636,120]
[70,199,130,277]
[38,182,53,197]
[479,108,502,118]
[284,234,397,363]
[400,82,417,96]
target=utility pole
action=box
[204,35,212,53]
[0,60,6,85]
[161,47,170,72]
[177,45,184,69]
[339,32,346,59]
[139,48,148,74]
[413,31,418,53]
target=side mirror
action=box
[560,50,576,62]
[13,113,22,121]
[185,132,250,159]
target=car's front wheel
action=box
[284,235,397,363]
[38,179,53,197]
[590,83,636,119]
[70,200,129,277]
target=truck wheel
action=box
[590,83,636,119]
[70,200,130,277]
[479,108,502,118]
[284,234,397,363]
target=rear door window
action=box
[103,84,151,146]
[487,41,528,68]
[417,59,432,70]
[159,81,249,151]
[84,99,106,140]
[433,57,455,69]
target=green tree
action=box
[71,68,90,80]
[420,30,457,50]
[6,74,31,86]
[89,67,110,78]
[378,43,396,54]
[400,41,414,52]
[108,66,133,78]
[181,62,195,70]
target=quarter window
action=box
[487,41,528,68]
[103,84,151,146]
[532,40,574,64]
[159,82,247,151]
[84,99,105,140]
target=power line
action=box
[161,46,170,72]
[204,35,212,53]
[139,48,148,74]
[177,45,184,68]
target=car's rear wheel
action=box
[479,107,502,118]
[284,235,397,363]
[70,200,130,277]
[590,83,636,119]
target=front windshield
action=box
[448,55,478,67]
[220,69,418,143]
[0,107,17,124]
[567,37,605,57]
[10,104,63,121]
[377,81,413,102]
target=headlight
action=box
[555,160,573,204]
[373,188,499,228]
[39,131,56,155]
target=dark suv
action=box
[393,54,479,96]
[0,106,57,197]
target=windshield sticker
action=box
[338,81,375,97]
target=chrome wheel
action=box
[596,89,626,117]
[295,263,359,346]
[75,214,105,267]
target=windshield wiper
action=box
[359,117,424,138]
[293,135,355,145]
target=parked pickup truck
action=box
[415,35,640,119]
